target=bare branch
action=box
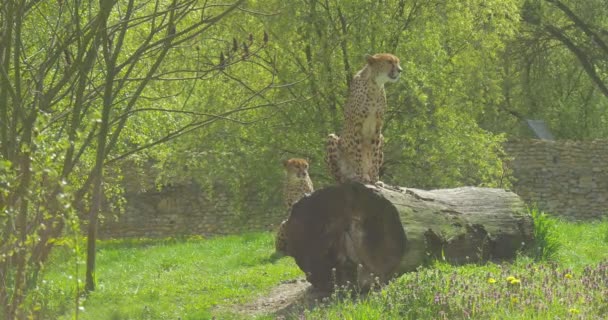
[110,107,252,125]
[106,97,299,165]
[544,25,608,99]
[545,0,608,56]
[236,5,281,16]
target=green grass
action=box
[302,218,608,320]
[303,259,607,319]
[35,233,301,319]
[554,219,608,267]
[34,217,608,319]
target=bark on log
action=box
[284,182,535,291]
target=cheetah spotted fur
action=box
[275,158,314,255]
[326,53,401,185]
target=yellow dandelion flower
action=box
[569,308,580,314]
[509,278,521,285]
[565,273,573,279]
[487,278,497,284]
[511,297,518,303]
[506,276,516,282]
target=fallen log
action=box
[284,182,535,291]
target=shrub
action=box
[529,208,561,261]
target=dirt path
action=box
[230,278,328,318]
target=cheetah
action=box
[275,158,314,255]
[326,53,401,185]
[282,158,314,209]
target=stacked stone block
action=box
[504,139,608,220]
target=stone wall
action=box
[98,183,283,238]
[504,139,608,220]
[98,139,608,238]
[97,159,284,238]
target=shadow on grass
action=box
[97,237,187,250]
[97,232,270,250]
[263,251,287,264]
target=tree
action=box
[0,0,281,317]
[160,0,520,201]
[502,0,608,139]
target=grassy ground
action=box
[35,233,301,319]
[36,218,608,319]
[301,219,608,320]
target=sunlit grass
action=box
[35,217,608,319]
[37,233,301,319]
[301,217,608,320]
[554,219,608,268]
[302,258,607,319]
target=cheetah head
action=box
[366,53,402,86]
[283,158,310,179]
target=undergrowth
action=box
[300,259,607,319]
[529,208,561,261]
[297,214,608,320]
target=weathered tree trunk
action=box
[284,182,535,291]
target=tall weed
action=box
[530,208,561,261]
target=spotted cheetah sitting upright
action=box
[326,53,401,185]
[275,158,314,255]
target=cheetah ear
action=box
[365,54,377,65]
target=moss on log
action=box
[284,182,535,291]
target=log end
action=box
[285,182,406,291]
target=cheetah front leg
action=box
[325,134,343,183]
[370,133,384,186]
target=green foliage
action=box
[5,0,608,316]
[529,209,562,261]
[506,0,608,139]
[1,0,273,314]
[150,0,523,218]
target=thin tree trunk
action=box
[85,0,117,292]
